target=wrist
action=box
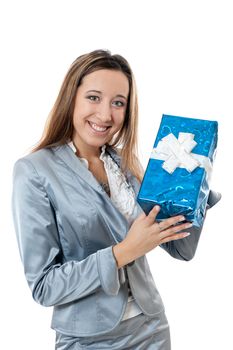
[112,240,134,269]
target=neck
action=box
[72,139,102,161]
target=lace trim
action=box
[100,146,136,221]
[68,142,136,221]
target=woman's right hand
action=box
[112,205,192,268]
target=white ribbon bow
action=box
[150,132,212,178]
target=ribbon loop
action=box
[151,132,212,178]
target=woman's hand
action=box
[112,205,192,268]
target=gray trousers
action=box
[55,311,171,350]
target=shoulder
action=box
[12,147,56,181]
[15,147,54,166]
[16,147,53,164]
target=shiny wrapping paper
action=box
[137,115,218,227]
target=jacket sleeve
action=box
[11,158,122,307]
[160,190,221,261]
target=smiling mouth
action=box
[88,121,111,133]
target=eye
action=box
[112,100,125,107]
[86,95,100,102]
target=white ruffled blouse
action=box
[67,141,142,321]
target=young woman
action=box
[12,49,220,349]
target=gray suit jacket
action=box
[11,144,221,337]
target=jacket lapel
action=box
[53,143,104,195]
[52,144,143,241]
[52,143,131,194]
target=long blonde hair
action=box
[31,49,143,182]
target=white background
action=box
[1,0,232,349]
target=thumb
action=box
[137,211,147,220]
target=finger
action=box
[160,221,192,238]
[157,214,186,231]
[137,212,147,220]
[146,205,160,223]
[160,231,190,244]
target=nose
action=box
[96,102,112,124]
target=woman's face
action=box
[72,69,129,154]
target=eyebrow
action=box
[86,90,127,100]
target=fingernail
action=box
[183,232,190,237]
[155,205,160,211]
[179,216,185,221]
[186,223,193,228]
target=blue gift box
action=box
[137,114,218,227]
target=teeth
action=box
[89,122,108,132]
